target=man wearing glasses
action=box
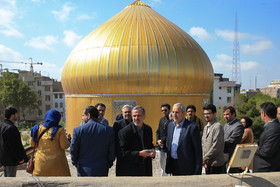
[156,103,171,176]
[202,104,226,174]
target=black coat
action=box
[253,119,280,172]
[0,119,28,166]
[113,119,131,176]
[156,117,169,152]
[118,122,154,176]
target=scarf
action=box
[31,109,63,142]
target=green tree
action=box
[235,92,280,140]
[0,72,39,126]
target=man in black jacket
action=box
[118,106,155,176]
[113,104,132,176]
[253,102,280,172]
[156,103,170,176]
[0,107,28,177]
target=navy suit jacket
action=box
[253,119,280,172]
[70,119,115,176]
[166,119,202,175]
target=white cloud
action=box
[0,44,23,61]
[52,3,74,22]
[211,54,232,73]
[215,29,262,42]
[0,28,23,38]
[24,35,58,50]
[148,0,162,8]
[212,53,262,71]
[240,61,261,71]
[189,27,211,41]
[77,14,92,20]
[34,61,63,80]
[241,40,274,55]
[7,60,62,80]
[63,30,82,48]
[0,3,24,38]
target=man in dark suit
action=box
[0,107,28,177]
[113,104,132,176]
[156,103,170,176]
[70,106,115,176]
[118,106,155,176]
[253,102,280,172]
[166,103,202,175]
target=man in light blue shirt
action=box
[171,118,184,159]
[166,103,202,175]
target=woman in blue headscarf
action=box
[30,109,71,176]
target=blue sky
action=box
[0,0,279,89]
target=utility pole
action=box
[232,12,241,84]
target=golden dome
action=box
[61,0,213,95]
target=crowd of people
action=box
[0,101,280,177]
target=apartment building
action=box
[212,73,241,109]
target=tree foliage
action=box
[0,72,39,122]
[235,92,280,140]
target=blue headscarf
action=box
[31,109,63,142]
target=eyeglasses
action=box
[203,112,213,116]
[161,109,168,112]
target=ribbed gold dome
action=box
[61,0,214,95]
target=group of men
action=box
[1,101,280,177]
[156,102,280,176]
[70,104,155,176]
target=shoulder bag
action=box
[26,127,49,174]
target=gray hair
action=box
[122,105,132,111]
[132,105,145,115]
[173,103,186,112]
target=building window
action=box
[37,80,41,86]
[28,82,33,86]
[55,94,58,99]
[219,97,221,100]
[227,87,232,93]
[38,100,42,106]
[45,86,50,91]
[60,102,63,108]
[45,95,50,101]
[227,97,232,103]
[38,109,42,116]
[46,105,51,111]
[59,94,63,99]
[38,90,41,95]
[55,102,58,108]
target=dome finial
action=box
[126,0,151,8]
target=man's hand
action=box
[157,140,163,146]
[19,159,24,164]
[203,160,208,170]
[139,149,156,158]
[66,132,72,141]
[149,149,156,158]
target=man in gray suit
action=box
[202,104,225,174]
[223,106,244,173]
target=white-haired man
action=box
[166,103,202,175]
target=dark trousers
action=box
[3,165,17,177]
[206,164,226,174]
[170,158,182,176]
